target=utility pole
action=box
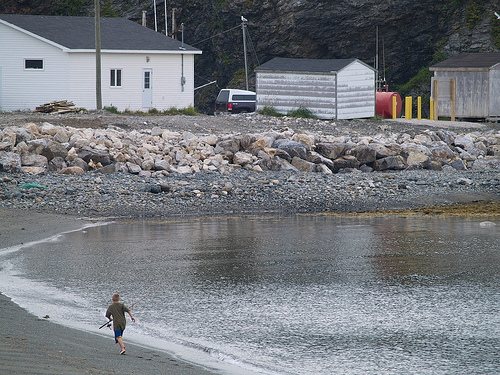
[164,1,168,36]
[172,8,176,39]
[153,0,157,32]
[95,0,102,110]
[241,17,249,91]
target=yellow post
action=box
[450,78,456,122]
[417,96,421,120]
[392,95,397,119]
[405,97,412,119]
[430,99,434,120]
[433,80,439,120]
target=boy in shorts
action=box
[105,293,136,355]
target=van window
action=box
[232,94,256,101]
[216,90,230,102]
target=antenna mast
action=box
[242,16,249,91]
[376,26,379,91]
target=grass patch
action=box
[287,106,318,119]
[258,105,283,117]
[103,105,120,114]
[106,106,199,116]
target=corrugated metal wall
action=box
[256,61,375,120]
[336,62,375,120]
[256,71,337,119]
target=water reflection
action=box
[5,215,499,375]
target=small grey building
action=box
[255,57,376,120]
[429,53,500,120]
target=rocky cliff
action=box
[2,0,500,113]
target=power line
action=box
[191,24,241,46]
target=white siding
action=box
[257,72,337,119]
[0,23,69,111]
[1,22,197,112]
[68,53,195,112]
[256,60,375,120]
[336,62,375,120]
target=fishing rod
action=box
[129,292,154,309]
[99,320,112,329]
[98,292,153,329]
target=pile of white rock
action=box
[0,121,499,176]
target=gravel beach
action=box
[1,111,499,218]
[0,208,219,375]
[0,112,499,374]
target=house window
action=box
[25,59,44,70]
[110,69,122,87]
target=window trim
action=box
[110,68,122,87]
[24,59,44,70]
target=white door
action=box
[142,68,153,108]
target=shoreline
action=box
[1,113,498,373]
[1,198,499,374]
[0,208,220,375]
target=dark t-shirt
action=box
[105,302,130,331]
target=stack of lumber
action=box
[34,100,79,113]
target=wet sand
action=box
[0,208,218,375]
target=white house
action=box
[255,57,376,120]
[0,14,202,112]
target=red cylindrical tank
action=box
[376,91,402,119]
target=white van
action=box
[215,89,256,114]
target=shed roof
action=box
[255,57,375,73]
[430,53,500,71]
[0,14,200,53]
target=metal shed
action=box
[255,57,376,120]
[429,53,500,120]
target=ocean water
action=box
[0,215,499,375]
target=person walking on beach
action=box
[105,293,135,355]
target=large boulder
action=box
[346,145,377,164]
[370,143,397,158]
[215,138,241,154]
[69,157,89,171]
[454,134,475,151]
[332,155,360,172]
[48,156,67,172]
[59,166,85,175]
[430,144,457,162]
[291,156,316,172]
[372,156,405,171]
[0,151,21,172]
[315,142,346,160]
[272,139,307,160]
[233,151,254,166]
[259,156,298,171]
[21,153,48,169]
[471,156,500,170]
[291,133,315,151]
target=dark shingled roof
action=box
[0,14,200,52]
[430,53,500,70]
[255,57,372,73]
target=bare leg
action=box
[117,337,126,354]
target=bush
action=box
[259,105,283,117]
[179,106,199,116]
[163,106,199,116]
[103,105,120,114]
[287,106,317,119]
